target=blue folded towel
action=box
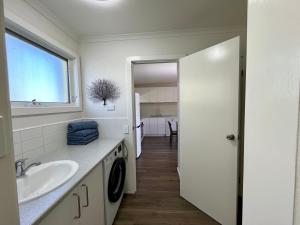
[67,132,99,145]
[68,132,99,141]
[67,129,98,138]
[68,121,98,133]
[68,134,99,145]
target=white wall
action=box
[0,0,20,224]
[80,29,246,119]
[3,0,82,130]
[243,1,300,225]
[80,28,246,193]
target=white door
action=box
[135,93,142,158]
[179,37,240,225]
[0,1,20,224]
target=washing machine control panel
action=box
[106,144,123,160]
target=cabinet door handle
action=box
[73,193,81,219]
[82,184,89,208]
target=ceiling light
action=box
[82,0,121,6]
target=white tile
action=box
[22,137,43,153]
[14,153,23,161]
[44,132,67,145]
[44,141,65,153]
[13,131,21,144]
[13,142,22,156]
[44,143,57,153]
[42,123,67,138]
[23,147,44,162]
[21,127,42,141]
[43,124,67,148]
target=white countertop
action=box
[19,138,124,225]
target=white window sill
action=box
[11,105,82,117]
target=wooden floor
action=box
[113,137,220,225]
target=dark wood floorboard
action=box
[113,137,220,225]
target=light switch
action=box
[0,116,7,157]
[107,105,115,111]
[123,125,129,134]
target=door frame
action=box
[125,54,182,193]
[125,51,245,223]
[0,0,20,223]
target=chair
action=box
[168,121,178,145]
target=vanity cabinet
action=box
[38,163,105,225]
[38,189,80,225]
[79,163,105,225]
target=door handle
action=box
[82,184,89,208]
[226,134,235,141]
[133,124,141,130]
[73,193,81,219]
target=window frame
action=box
[5,22,83,117]
[6,29,71,105]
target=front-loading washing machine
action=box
[103,143,127,225]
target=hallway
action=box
[114,137,220,225]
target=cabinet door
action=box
[149,118,158,135]
[149,88,158,102]
[143,88,152,102]
[136,88,147,103]
[80,163,105,225]
[157,118,166,136]
[38,188,80,225]
[143,118,150,136]
[157,87,165,102]
[172,87,178,102]
[164,87,172,102]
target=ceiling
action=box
[133,63,178,86]
[28,0,247,38]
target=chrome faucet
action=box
[15,159,41,178]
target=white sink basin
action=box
[17,160,79,204]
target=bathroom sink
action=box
[17,160,79,204]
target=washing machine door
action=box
[108,157,126,203]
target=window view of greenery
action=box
[5,32,69,103]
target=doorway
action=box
[121,37,245,225]
[133,61,179,159]
[115,60,221,225]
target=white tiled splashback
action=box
[12,121,71,162]
[12,118,129,162]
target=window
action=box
[5,31,70,104]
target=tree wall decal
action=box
[88,79,120,105]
